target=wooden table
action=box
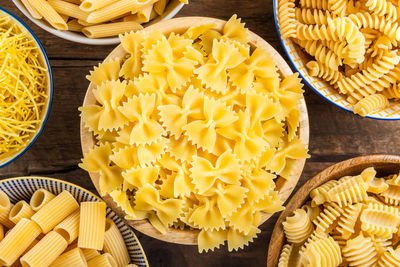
[2,1,400,266]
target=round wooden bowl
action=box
[267,154,400,267]
[81,17,310,245]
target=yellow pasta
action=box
[21,0,43,19]
[0,224,3,241]
[137,4,154,23]
[30,189,56,212]
[0,190,14,228]
[104,219,130,267]
[154,0,167,15]
[50,247,87,267]
[282,209,314,244]
[26,0,68,30]
[87,253,118,267]
[20,231,68,267]
[9,200,35,224]
[48,0,90,21]
[78,202,106,250]
[353,93,389,117]
[0,15,49,158]
[54,210,80,244]
[80,0,119,12]
[81,248,100,261]
[31,190,79,234]
[80,15,309,252]
[0,219,41,266]
[279,168,400,266]
[82,21,143,38]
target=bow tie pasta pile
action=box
[277,0,400,116]
[278,168,400,266]
[79,15,309,252]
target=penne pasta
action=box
[81,248,100,261]
[9,200,35,224]
[48,0,89,21]
[136,4,153,23]
[122,14,141,23]
[80,0,119,12]
[78,202,106,250]
[67,19,84,31]
[87,253,118,267]
[54,209,80,244]
[50,248,87,267]
[21,231,68,267]
[154,0,168,15]
[0,191,14,229]
[0,219,41,266]
[104,219,130,267]
[31,190,79,234]
[77,19,95,26]
[86,0,158,24]
[30,189,56,212]
[82,21,143,38]
[26,0,68,30]
[21,0,43,19]
[60,14,70,22]
[64,0,82,3]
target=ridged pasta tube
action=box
[365,0,398,22]
[349,12,400,42]
[353,94,389,116]
[295,40,342,70]
[278,0,296,38]
[306,61,343,85]
[295,8,337,25]
[282,209,314,244]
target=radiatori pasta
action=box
[277,0,400,116]
[79,15,309,252]
[20,0,188,38]
[0,189,133,266]
[278,167,400,266]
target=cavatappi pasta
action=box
[79,15,309,253]
[21,0,188,38]
[277,0,400,116]
[0,189,133,266]
[0,14,49,160]
[278,167,400,266]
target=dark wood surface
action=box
[1,1,399,266]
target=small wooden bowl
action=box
[267,154,400,267]
[80,17,310,245]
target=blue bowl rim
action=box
[0,176,149,266]
[0,7,54,168]
[272,1,400,121]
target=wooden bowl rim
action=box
[80,16,310,245]
[267,154,400,267]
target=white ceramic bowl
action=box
[0,177,149,266]
[12,0,185,45]
[0,8,53,168]
[273,1,400,120]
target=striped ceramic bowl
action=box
[0,177,148,267]
[273,0,400,120]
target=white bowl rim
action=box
[12,0,185,45]
[272,0,400,121]
[0,7,53,168]
[0,176,149,267]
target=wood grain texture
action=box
[267,154,400,267]
[1,0,400,266]
[80,17,309,245]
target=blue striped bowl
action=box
[0,177,148,267]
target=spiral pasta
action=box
[295,40,342,70]
[295,8,337,25]
[279,168,400,266]
[353,93,389,116]
[278,0,296,38]
[365,0,398,22]
[299,0,329,10]
[282,209,314,244]
[306,61,342,85]
[383,83,400,99]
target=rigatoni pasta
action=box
[0,190,14,228]
[30,189,56,211]
[0,219,41,266]
[31,190,79,234]
[78,202,106,250]
[20,231,68,267]
[0,188,134,266]
[19,0,189,38]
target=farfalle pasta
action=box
[277,0,400,116]
[80,15,309,252]
[279,168,400,266]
